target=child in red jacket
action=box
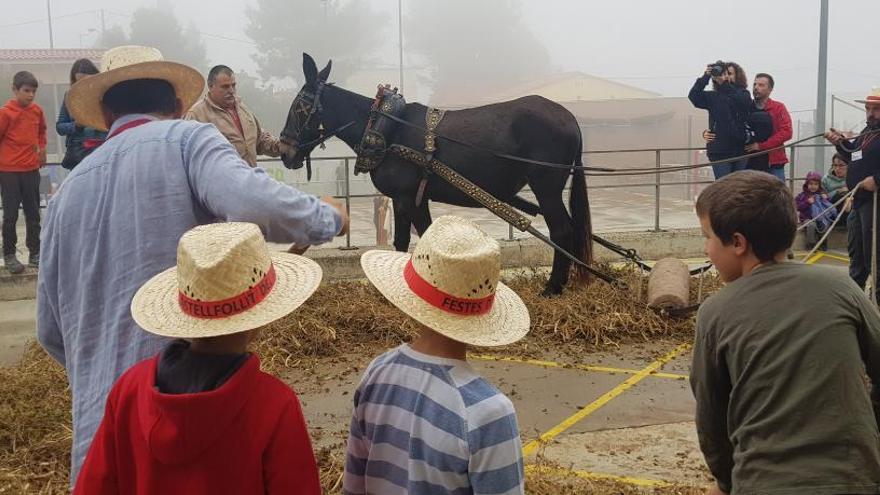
[0,71,46,274]
[74,222,323,494]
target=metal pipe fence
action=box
[17,142,837,248]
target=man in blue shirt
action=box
[36,45,349,485]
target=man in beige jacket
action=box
[185,65,282,167]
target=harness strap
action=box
[415,108,447,207]
[415,178,429,207]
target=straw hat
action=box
[67,45,205,132]
[856,87,880,106]
[361,215,530,347]
[131,222,322,339]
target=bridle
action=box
[280,79,354,181]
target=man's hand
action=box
[702,130,716,144]
[824,128,846,146]
[744,143,761,153]
[706,484,728,495]
[321,195,350,236]
[860,176,878,192]
[38,146,47,166]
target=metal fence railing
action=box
[18,142,837,249]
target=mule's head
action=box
[280,53,333,170]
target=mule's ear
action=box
[303,53,318,86]
[317,60,332,82]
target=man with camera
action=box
[689,61,753,179]
[703,73,792,180]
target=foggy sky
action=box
[1,0,877,114]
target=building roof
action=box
[431,71,661,107]
[0,49,105,63]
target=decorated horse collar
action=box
[354,85,408,175]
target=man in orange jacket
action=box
[0,71,47,274]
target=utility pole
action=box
[398,0,404,94]
[814,0,829,172]
[47,0,60,159]
[46,0,54,48]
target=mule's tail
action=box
[569,128,593,281]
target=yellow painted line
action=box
[820,252,850,263]
[526,465,672,488]
[805,252,824,265]
[521,343,692,457]
[470,354,688,380]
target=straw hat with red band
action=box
[856,87,880,106]
[361,215,530,347]
[131,222,322,339]
[67,45,205,132]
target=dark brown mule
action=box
[280,54,593,295]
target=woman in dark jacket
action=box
[689,61,753,179]
[57,59,107,170]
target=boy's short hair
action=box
[102,79,177,116]
[13,71,38,89]
[696,171,797,261]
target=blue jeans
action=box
[770,166,785,181]
[710,158,748,180]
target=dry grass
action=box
[256,265,721,374]
[0,344,71,494]
[0,268,720,493]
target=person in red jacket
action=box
[0,71,46,274]
[745,73,792,181]
[74,222,323,495]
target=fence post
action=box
[342,158,355,250]
[654,149,661,232]
[789,145,796,192]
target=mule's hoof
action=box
[540,286,563,298]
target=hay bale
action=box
[647,259,690,310]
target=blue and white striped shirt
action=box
[344,345,524,495]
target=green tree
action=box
[233,71,295,134]
[95,25,128,49]
[95,8,208,71]
[406,0,551,94]
[245,0,386,85]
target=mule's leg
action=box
[392,198,414,252]
[411,201,433,236]
[531,179,574,296]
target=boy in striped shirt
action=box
[347,215,530,495]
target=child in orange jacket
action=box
[0,71,46,274]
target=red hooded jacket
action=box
[0,99,46,172]
[756,98,792,168]
[73,354,321,495]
